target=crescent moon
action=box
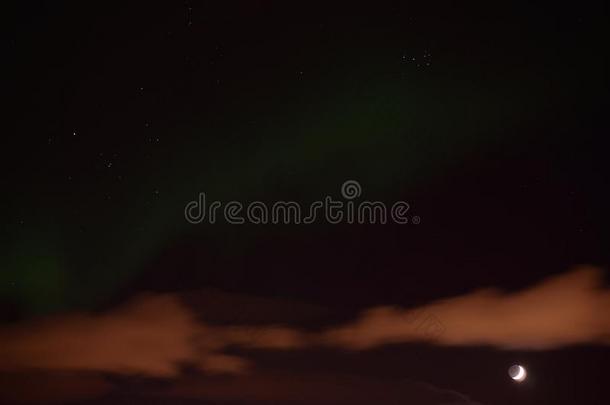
[512,365,526,382]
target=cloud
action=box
[0,266,608,383]
[0,294,200,377]
[321,266,610,350]
[0,293,305,378]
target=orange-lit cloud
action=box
[0,294,202,377]
[1,267,608,380]
[0,293,304,378]
[321,266,610,350]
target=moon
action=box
[508,364,527,382]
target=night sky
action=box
[2,1,610,404]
